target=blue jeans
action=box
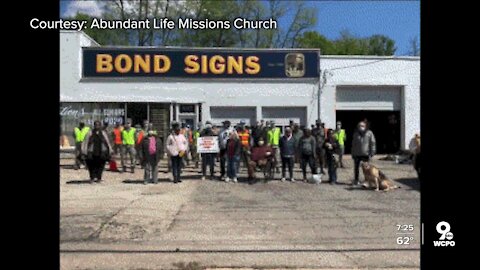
[171,156,182,182]
[227,155,240,178]
[326,154,337,183]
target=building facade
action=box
[60,31,420,154]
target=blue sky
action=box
[311,1,420,55]
[60,0,420,55]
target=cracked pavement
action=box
[60,156,420,269]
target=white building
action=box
[60,31,419,153]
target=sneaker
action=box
[290,178,296,183]
[280,178,286,182]
[225,177,230,182]
[221,176,226,181]
[201,176,206,181]
[144,181,149,185]
[178,179,182,183]
[232,178,238,183]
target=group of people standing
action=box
[73,119,164,184]
[72,118,377,186]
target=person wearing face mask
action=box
[81,121,113,183]
[279,127,296,182]
[247,138,273,184]
[141,128,163,184]
[166,122,188,183]
[351,121,376,186]
[333,121,346,168]
[298,128,317,182]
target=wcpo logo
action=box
[433,221,455,247]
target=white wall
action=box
[319,56,420,149]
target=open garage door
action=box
[210,106,256,126]
[336,86,402,154]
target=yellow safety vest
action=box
[238,130,250,148]
[74,127,90,143]
[334,129,346,146]
[122,128,137,145]
[267,128,281,146]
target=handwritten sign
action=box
[197,136,219,153]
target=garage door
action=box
[262,107,307,126]
[210,106,256,126]
[336,86,401,111]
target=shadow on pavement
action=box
[60,164,78,170]
[395,177,420,191]
[122,179,171,184]
[66,180,92,184]
[344,186,371,192]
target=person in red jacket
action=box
[247,138,273,184]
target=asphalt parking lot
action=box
[60,155,420,270]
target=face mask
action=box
[359,127,366,132]
[258,141,264,146]
[148,130,155,136]
[337,125,341,129]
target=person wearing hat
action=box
[312,119,326,175]
[73,121,90,170]
[200,122,217,180]
[166,121,188,183]
[219,120,234,181]
[333,121,346,168]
